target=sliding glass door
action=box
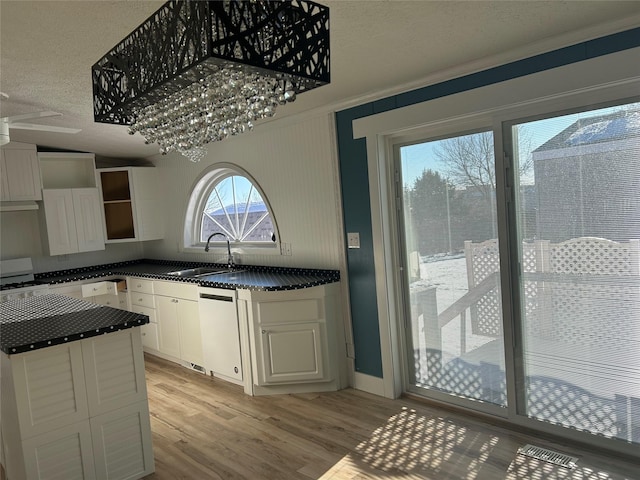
[398,131,507,409]
[397,100,640,445]
[510,103,640,442]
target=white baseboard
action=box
[353,372,385,397]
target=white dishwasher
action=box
[198,287,243,384]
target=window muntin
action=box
[183,164,279,251]
[200,175,275,243]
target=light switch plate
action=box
[347,232,360,249]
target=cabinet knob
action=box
[234,367,239,373]
[138,298,143,302]
[262,329,267,334]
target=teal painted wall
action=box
[336,27,640,378]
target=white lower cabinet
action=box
[22,421,96,480]
[134,306,159,351]
[237,283,345,395]
[50,279,127,308]
[154,280,203,368]
[93,293,128,309]
[90,401,153,480]
[1,328,154,480]
[259,321,327,384]
[128,278,159,352]
[83,279,128,310]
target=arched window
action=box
[184,164,279,251]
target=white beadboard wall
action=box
[143,112,344,270]
[0,209,144,273]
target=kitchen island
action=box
[0,294,154,480]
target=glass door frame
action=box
[390,120,513,420]
[387,91,640,459]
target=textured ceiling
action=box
[1,0,639,159]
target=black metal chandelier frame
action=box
[92,0,330,126]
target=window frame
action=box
[390,94,640,455]
[183,163,281,255]
[351,50,640,457]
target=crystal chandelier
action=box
[92,0,329,162]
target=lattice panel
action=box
[522,281,539,327]
[470,240,500,285]
[549,283,640,345]
[526,377,618,438]
[413,350,507,405]
[413,348,634,442]
[522,243,537,272]
[474,288,503,337]
[550,237,639,275]
[466,238,639,338]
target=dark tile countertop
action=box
[34,259,340,292]
[0,294,149,355]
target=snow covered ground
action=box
[412,255,499,359]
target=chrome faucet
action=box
[204,232,234,268]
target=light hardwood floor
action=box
[143,354,639,480]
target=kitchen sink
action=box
[165,267,233,278]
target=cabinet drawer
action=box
[154,280,198,300]
[81,280,124,298]
[128,277,154,294]
[93,293,127,309]
[49,283,83,299]
[130,304,156,323]
[130,292,155,309]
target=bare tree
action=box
[436,129,534,199]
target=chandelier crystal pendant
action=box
[92,0,330,162]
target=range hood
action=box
[0,201,39,212]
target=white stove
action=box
[0,258,49,303]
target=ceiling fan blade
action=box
[9,122,81,134]
[5,111,62,123]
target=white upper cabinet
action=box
[42,188,104,255]
[97,167,164,242]
[0,142,42,201]
[39,152,105,256]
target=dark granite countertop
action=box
[33,259,340,292]
[0,294,149,355]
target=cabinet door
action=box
[11,342,89,438]
[90,401,154,480]
[42,189,78,255]
[140,322,160,350]
[1,147,42,200]
[82,329,147,417]
[131,168,164,241]
[257,322,328,385]
[72,188,105,253]
[22,420,96,480]
[177,299,203,367]
[155,296,181,359]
